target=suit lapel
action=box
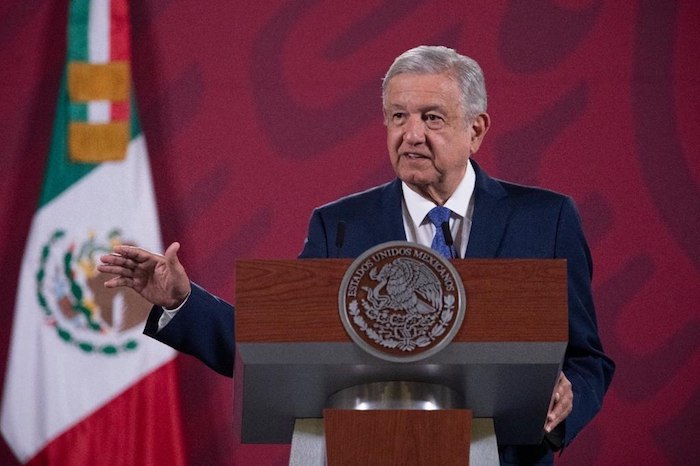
[465,161,511,258]
[375,167,511,257]
[378,179,408,243]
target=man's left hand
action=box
[545,373,573,433]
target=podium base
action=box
[289,417,498,466]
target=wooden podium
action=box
[234,258,568,465]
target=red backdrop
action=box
[1,1,698,464]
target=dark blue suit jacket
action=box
[145,160,614,465]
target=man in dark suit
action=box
[99,45,614,465]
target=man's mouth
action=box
[402,152,430,159]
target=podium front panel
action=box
[235,259,567,445]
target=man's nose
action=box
[403,116,425,144]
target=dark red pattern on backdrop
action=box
[1,1,698,465]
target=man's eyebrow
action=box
[386,104,447,113]
[418,104,447,113]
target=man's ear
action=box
[469,112,490,154]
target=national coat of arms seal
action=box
[35,228,152,355]
[338,241,466,362]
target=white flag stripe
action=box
[89,0,110,63]
[88,100,111,123]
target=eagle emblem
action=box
[339,242,466,362]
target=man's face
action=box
[384,72,489,204]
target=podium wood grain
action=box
[324,409,472,466]
[236,259,567,342]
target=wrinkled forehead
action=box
[383,72,463,111]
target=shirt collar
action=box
[402,159,476,228]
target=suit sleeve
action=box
[556,197,615,447]
[144,282,235,377]
[140,206,332,376]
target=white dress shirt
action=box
[401,159,476,259]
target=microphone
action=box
[335,221,346,258]
[441,221,458,259]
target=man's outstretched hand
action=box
[98,242,191,309]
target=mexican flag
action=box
[0,0,185,464]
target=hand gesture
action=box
[98,242,191,309]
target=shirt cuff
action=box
[156,291,191,331]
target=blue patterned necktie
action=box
[427,206,453,258]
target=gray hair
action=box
[382,45,487,121]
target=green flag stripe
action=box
[38,69,143,209]
[68,0,90,62]
[69,102,88,121]
[39,70,96,207]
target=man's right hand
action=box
[98,242,191,309]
